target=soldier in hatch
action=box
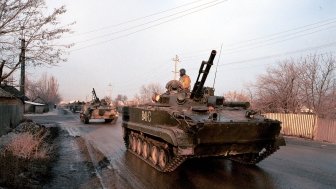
[179,68,191,91]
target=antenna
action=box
[212,43,223,89]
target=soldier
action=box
[179,68,191,91]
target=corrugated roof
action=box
[0,88,14,98]
[0,84,29,100]
[24,101,45,106]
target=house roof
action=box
[25,101,45,106]
[0,84,29,100]
[0,88,14,98]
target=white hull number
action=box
[141,111,152,122]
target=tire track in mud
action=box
[84,139,111,189]
[83,138,142,189]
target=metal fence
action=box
[0,99,24,136]
[264,113,336,143]
[315,119,336,143]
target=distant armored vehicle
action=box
[122,50,285,172]
[80,88,118,124]
[69,101,85,113]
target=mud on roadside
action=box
[43,129,101,189]
[76,137,119,189]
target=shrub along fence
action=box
[264,113,336,143]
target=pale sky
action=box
[24,0,336,101]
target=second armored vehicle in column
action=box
[80,88,118,124]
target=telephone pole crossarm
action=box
[172,55,180,80]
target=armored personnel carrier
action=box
[80,88,118,124]
[122,50,285,172]
[69,101,85,113]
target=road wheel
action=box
[136,138,142,155]
[158,148,168,169]
[151,145,159,165]
[127,135,133,149]
[142,141,150,159]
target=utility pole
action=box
[172,55,179,80]
[19,38,26,98]
[108,82,112,99]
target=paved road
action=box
[29,109,336,189]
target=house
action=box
[24,97,49,113]
[24,101,46,113]
[0,88,24,136]
[33,97,49,113]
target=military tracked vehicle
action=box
[69,101,85,113]
[122,50,285,172]
[80,88,118,124]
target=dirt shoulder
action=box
[43,129,101,189]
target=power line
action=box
[221,25,336,55]
[183,41,336,71]
[73,0,222,44]
[223,17,336,48]
[218,41,336,67]
[177,17,336,58]
[109,49,336,95]
[65,0,208,37]
[96,42,336,91]
[180,23,336,59]
[179,22,336,60]
[212,51,335,72]
[70,0,227,52]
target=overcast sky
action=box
[25,0,336,102]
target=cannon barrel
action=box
[92,88,100,103]
[190,50,217,99]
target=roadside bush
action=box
[0,122,57,188]
[4,131,49,159]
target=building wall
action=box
[0,98,24,136]
[25,104,35,113]
[35,106,44,114]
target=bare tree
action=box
[113,94,128,106]
[114,94,128,102]
[224,90,250,102]
[298,53,336,117]
[26,73,61,105]
[137,83,164,103]
[0,0,74,83]
[253,60,301,113]
[252,53,336,116]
